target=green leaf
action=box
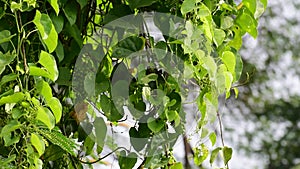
[112,36,145,58]
[38,128,77,156]
[50,13,64,33]
[36,79,53,101]
[210,147,222,165]
[0,92,25,106]
[0,30,16,44]
[194,144,209,165]
[235,9,258,38]
[33,10,58,53]
[128,0,157,10]
[221,51,236,79]
[209,132,217,146]
[213,28,225,47]
[63,1,78,25]
[170,162,183,169]
[260,0,268,9]
[47,0,59,15]
[31,133,45,157]
[181,0,196,15]
[55,40,64,62]
[223,146,233,165]
[203,56,217,79]
[94,117,107,149]
[64,22,83,48]
[118,150,137,169]
[48,97,62,123]
[0,73,18,87]
[29,51,59,81]
[77,0,88,9]
[36,106,55,130]
[0,51,17,75]
[0,120,21,137]
[147,117,165,133]
[242,0,256,15]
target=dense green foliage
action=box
[0,0,265,168]
[225,1,300,168]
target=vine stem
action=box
[78,147,128,164]
[217,111,230,169]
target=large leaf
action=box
[0,92,25,106]
[36,106,55,130]
[33,10,58,53]
[128,0,157,10]
[29,51,59,81]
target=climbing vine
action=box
[0,0,266,168]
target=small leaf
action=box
[118,150,137,169]
[0,73,18,87]
[48,97,62,123]
[235,9,258,38]
[50,13,64,33]
[0,51,17,75]
[29,51,59,81]
[94,117,107,149]
[209,132,217,146]
[0,120,21,137]
[55,40,64,62]
[181,0,196,15]
[0,30,16,44]
[210,147,222,165]
[36,106,55,130]
[223,146,233,165]
[31,133,45,157]
[147,117,165,133]
[213,28,225,47]
[194,144,209,165]
[0,92,25,106]
[47,0,59,15]
[36,79,53,101]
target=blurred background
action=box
[223,0,300,168]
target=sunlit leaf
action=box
[0,92,25,106]
[210,147,221,165]
[33,10,58,52]
[31,133,45,157]
[36,106,55,130]
[48,97,62,123]
[47,0,59,15]
[36,79,53,101]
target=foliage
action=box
[224,1,300,168]
[0,0,265,168]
